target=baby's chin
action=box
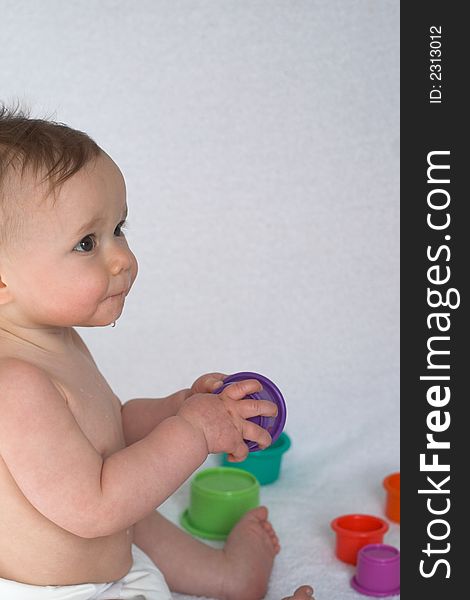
[65,296,127,327]
[94,314,123,327]
[90,297,127,326]
[74,312,124,328]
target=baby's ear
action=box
[0,273,13,305]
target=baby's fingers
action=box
[226,440,249,463]
[220,379,263,401]
[241,421,272,450]
[236,398,278,420]
[192,372,228,393]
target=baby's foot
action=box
[221,506,280,600]
[281,585,315,600]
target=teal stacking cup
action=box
[221,432,291,485]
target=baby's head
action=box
[0,104,138,330]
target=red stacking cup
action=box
[331,514,389,565]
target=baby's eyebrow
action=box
[74,216,105,237]
[74,206,128,238]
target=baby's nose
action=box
[109,245,134,276]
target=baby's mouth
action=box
[107,286,129,299]
[104,290,126,303]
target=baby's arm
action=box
[0,360,273,539]
[0,359,208,539]
[121,389,192,445]
[121,372,226,445]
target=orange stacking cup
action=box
[383,472,400,523]
[331,514,389,565]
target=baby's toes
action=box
[262,519,278,540]
[262,520,280,552]
[261,519,276,536]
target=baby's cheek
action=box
[74,280,108,308]
[56,275,108,317]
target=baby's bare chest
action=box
[30,356,124,457]
[61,366,125,457]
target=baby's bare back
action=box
[0,330,133,585]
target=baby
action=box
[0,105,314,600]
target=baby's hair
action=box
[0,101,101,247]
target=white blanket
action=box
[160,417,400,600]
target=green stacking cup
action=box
[221,432,291,485]
[180,467,260,540]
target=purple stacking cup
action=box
[213,372,287,452]
[351,544,400,597]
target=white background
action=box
[1,1,399,598]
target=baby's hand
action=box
[190,372,227,394]
[177,379,277,461]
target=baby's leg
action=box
[134,510,223,598]
[134,506,280,600]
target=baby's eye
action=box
[73,234,96,253]
[114,220,128,237]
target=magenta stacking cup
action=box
[351,544,400,597]
[213,372,287,452]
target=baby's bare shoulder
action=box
[0,356,43,379]
[0,356,50,378]
[0,357,66,408]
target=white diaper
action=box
[0,545,172,599]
